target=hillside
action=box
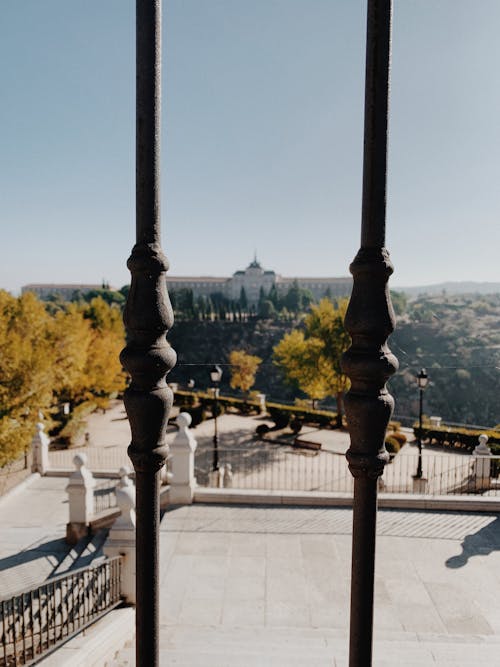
[389,293,500,426]
[167,319,297,401]
[397,282,500,297]
[167,293,500,428]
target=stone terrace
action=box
[111,503,500,666]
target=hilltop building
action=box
[21,259,352,306]
[22,283,109,300]
[167,257,352,305]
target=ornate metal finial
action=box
[121,241,176,472]
[342,246,398,479]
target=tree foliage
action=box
[0,292,55,465]
[274,298,350,421]
[229,350,262,394]
[0,292,126,465]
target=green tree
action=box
[268,284,279,309]
[274,298,351,426]
[284,280,302,313]
[239,287,248,311]
[258,299,276,319]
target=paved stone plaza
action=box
[2,479,500,665]
[119,503,500,666]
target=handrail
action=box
[0,556,122,666]
[93,480,118,514]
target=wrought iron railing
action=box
[93,481,118,514]
[48,446,130,472]
[195,447,500,497]
[0,556,122,666]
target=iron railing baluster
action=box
[121,3,175,664]
[1,600,7,664]
[341,1,397,665]
[12,597,18,665]
[21,593,26,663]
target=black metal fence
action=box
[195,447,500,497]
[93,481,118,514]
[0,556,122,666]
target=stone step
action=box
[39,607,134,667]
[111,625,500,667]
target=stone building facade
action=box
[22,283,106,300]
[167,257,352,305]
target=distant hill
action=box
[395,282,500,297]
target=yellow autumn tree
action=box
[229,350,262,396]
[50,304,93,404]
[0,291,56,465]
[76,298,126,407]
[274,298,351,424]
[0,292,127,464]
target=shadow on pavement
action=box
[446,515,500,568]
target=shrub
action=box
[290,418,303,434]
[268,407,291,430]
[413,424,500,452]
[266,402,338,429]
[390,431,407,445]
[385,436,401,455]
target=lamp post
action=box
[414,368,429,479]
[209,365,223,471]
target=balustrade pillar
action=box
[341,1,398,665]
[65,453,96,545]
[169,412,198,504]
[472,434,492,490]
[31,420,50,474]
[120,2,176,664]
[104,467,137,604]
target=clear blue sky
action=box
[1,1,499,294]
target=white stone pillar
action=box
[256,393,266,414]
[169,412,198,504]
[104,466,136,605]
[65,453,96,544]
[31,421,50,474]
[472,434,491,490]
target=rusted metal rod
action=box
[341,1,398,665]
[121,1,176,665]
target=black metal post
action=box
[341,1,397,666]
[212,388,219,472]
[120,2,176,665]
[415,387,424,478]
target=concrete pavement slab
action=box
[151,503,500,666]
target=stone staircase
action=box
[111,627,346,667]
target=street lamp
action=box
[209,364,223,471]
[414,368,429,479]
